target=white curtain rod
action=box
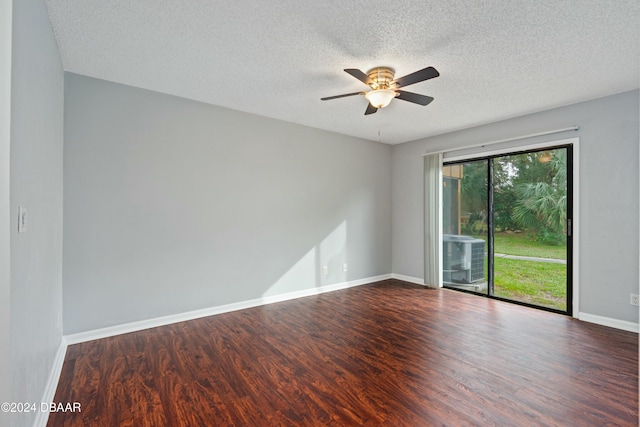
[422,126,579,157]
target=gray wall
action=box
[63,73,392,334]
[392,90,639,324]
[9,0,65,426]
[1,0,13,424]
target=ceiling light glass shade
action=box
[365,89,396,108]
[538,152,553,163]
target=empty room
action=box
[2,0,639,426]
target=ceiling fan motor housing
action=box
[367,67,395,89]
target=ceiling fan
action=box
[321,66,440,115]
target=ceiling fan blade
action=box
[395,90,434,106]
[321,92,365,101]
[344,69,374,86]
[393,66,439,88]
[364,103,378,115]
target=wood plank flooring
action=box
[48,280,638,426]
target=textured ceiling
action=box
[45,0,640,144]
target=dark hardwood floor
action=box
[49,280,638,426]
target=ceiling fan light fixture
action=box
[538,152,553,163]
[321,65,439,115]
[365,89,396,109]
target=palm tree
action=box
[512,150,567,241]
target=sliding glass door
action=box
[443,145,572,315]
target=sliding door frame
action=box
[443,137,579,317]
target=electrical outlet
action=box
[630,294,639,306]
[342,263,348,272]
[322,266,328,276]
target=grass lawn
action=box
[493,258,566,311]
[493,232,566,260]
[466,231,567,310]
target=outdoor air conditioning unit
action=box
[443,234,485,284]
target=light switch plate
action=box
[18,206,27,233]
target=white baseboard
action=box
[391,273,425,286]
[578,312,639,333]
[33,337,68,427]
[65,274,392,345]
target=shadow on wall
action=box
[264,221,347,297]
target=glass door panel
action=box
[492,149,568,311]
[442,162,488,295]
